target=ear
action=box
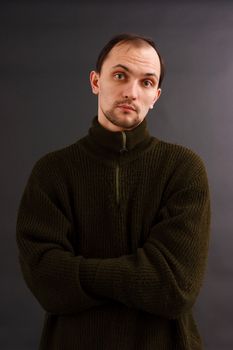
[150,88,162,109]
[90,71,100,95]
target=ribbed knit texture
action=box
[16,116,211,350]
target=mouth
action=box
[117,104,136,112]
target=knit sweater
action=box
[16,116,211,350]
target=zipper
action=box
[115,132,128,206]
[116,164,120,206]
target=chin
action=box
[116,117,141,130]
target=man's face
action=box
[90,41,162,132]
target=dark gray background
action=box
[1,1,232,349]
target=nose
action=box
[122,81,138,100]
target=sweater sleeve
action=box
[79,155,211,319]
[16,155,106,315]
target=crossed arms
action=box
[16,155,210,319]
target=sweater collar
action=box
[88,116,151,154]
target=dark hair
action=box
[96,33,165,88]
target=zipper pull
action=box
[120,131,128,153]
[120,148,128,154]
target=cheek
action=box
[99,85,117,103]
[142,94,154,107]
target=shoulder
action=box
[154,138,207,170]
[151,138,209,187]
[32,145,69,172]
[28,141,80,185]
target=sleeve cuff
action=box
[79,257,102,297]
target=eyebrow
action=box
[111,64,159,82]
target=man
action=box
[16,33,211,349]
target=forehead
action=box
[102,41,161,74]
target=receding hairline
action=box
[112,38,159,56]
[104,39,161,78]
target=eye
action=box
[114,72,125,80]
[143,80,153,87]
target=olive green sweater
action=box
[16,116,211,350]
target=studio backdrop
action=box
[1,1,233,349]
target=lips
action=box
[117,104,136,111]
